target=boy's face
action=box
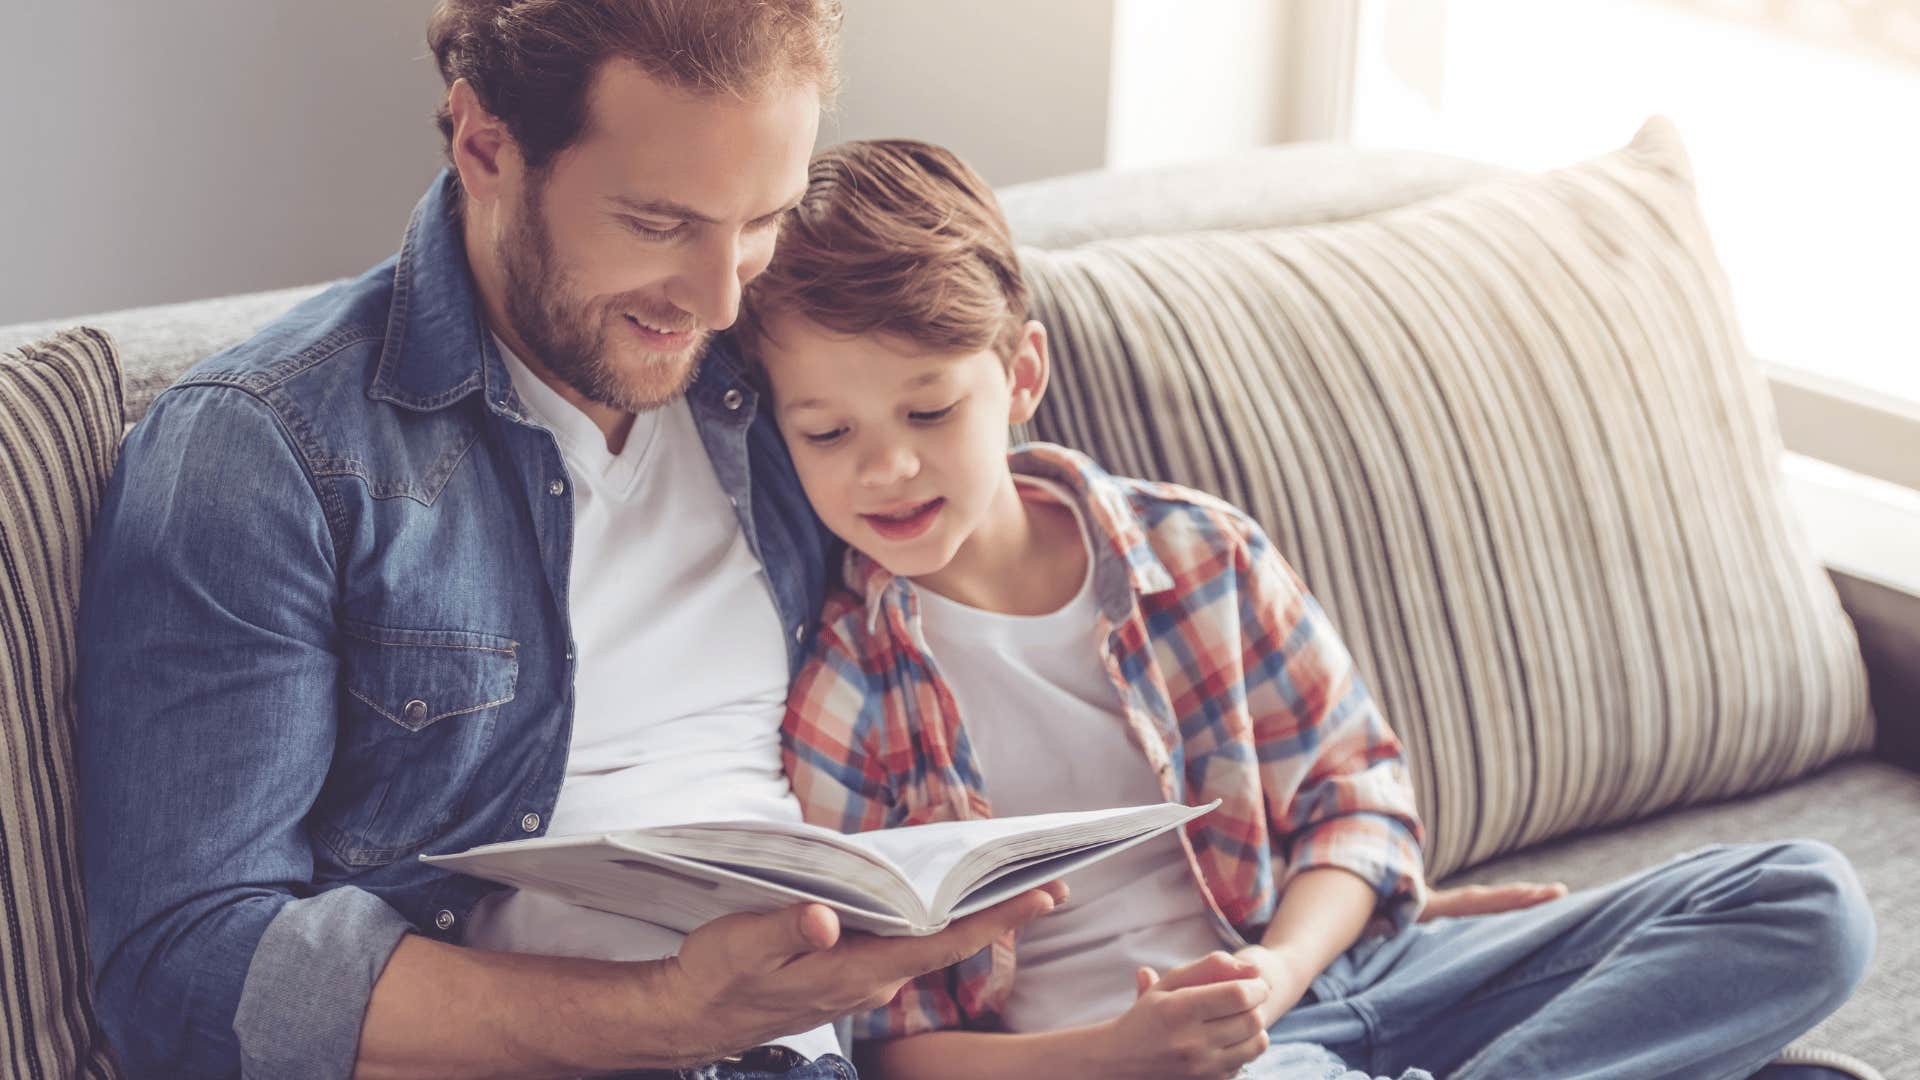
[761,316,1049,580]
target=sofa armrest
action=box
[1831,569,1920,771]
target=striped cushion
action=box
[1018,118,1874,880]
[1,328,124,1077]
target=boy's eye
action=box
[909,402,959,423]
[801,427,848,446]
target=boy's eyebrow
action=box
[605,189,806,226]
[782,371,947,415]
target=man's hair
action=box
[428,0,843,173]
[739,139,1030,365]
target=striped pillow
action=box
[1018,118,1874,880]
[1,328,124,1078]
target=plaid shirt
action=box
[782,444,1426,1039]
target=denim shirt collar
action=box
[366,168,759,424]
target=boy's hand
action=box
[1421,880,1569,920]
[1092,952,1270,1079]
[1230,944,1317,1028]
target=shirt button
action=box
[792,622,805,643]
[403,699,428,724]
[435,909,456,931]
[521,812,541,833]
[548,479,566,496]
[722,388,745,411]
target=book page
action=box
[835,802,1216,912]
[422,835,926,935]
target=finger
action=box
[1162,978,1269,1023]
[1153,950,1262,992]
[1135,966,1158,998]
[797,903,841,951]
[1422,881,1565,920]
[1200,1001,1269,1046]
[717,903,841,975]
[1213,1026,1271,1073]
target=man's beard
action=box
[499,179,710,412]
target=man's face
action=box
[760,315,1045,582]
[496,61,818,412]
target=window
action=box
[1349,0,1920,408]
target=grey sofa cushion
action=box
[0,328,125,1079]
[1017,117,1876,882]
[0,283,331,426]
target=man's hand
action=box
[664,883,1065,1064]
[1087,952,1270,1080]
[1420,880,1568,921]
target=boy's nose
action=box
[858,444,919,487]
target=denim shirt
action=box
[75,170,832,1079]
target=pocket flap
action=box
[340,621,518,731]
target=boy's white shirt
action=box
[463,337,841,1062]
[912,476,1225,1034]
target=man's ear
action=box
[446,78,520,207]
[1007,321,1050,426]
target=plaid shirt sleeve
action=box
[1233,516,1429,933]
[781,591,987,1040]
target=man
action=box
[76,4,1058,1077]
[77,4,1553,1077]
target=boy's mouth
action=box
[861,498,945,541]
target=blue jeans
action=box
[1244,841,1872,1080]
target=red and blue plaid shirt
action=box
[782,444,1426,1039]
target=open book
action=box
[422,800,1216,937]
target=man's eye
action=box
[802,428,848,446]
[623,217,684,241]
[909,403,958,423]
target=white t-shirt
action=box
[464,340,839,1061]
[913,480,1225,1034]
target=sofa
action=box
[3,119,1913,1078]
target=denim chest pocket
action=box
[313,620,519,866]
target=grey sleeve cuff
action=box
[233,886,415,1080]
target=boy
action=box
[740,139,1872,1080]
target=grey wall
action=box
[0,1,1120,325]
[0,2,447,325]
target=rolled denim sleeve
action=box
[78,384,406,1078]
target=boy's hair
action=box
[739,139,1031,364]
[428,0,843,175]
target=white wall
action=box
[820,0,1117,187]
[0,1,446,325]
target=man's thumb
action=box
[745,904,840,968]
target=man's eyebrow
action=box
[606,189,806,226]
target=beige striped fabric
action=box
[1018,118,1874,880]
[1,328,124,1078]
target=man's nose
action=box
[668,231,745,331]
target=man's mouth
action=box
[860,498,945,541]
[622,312,697,351]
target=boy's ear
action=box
[1006,321,1050,425]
